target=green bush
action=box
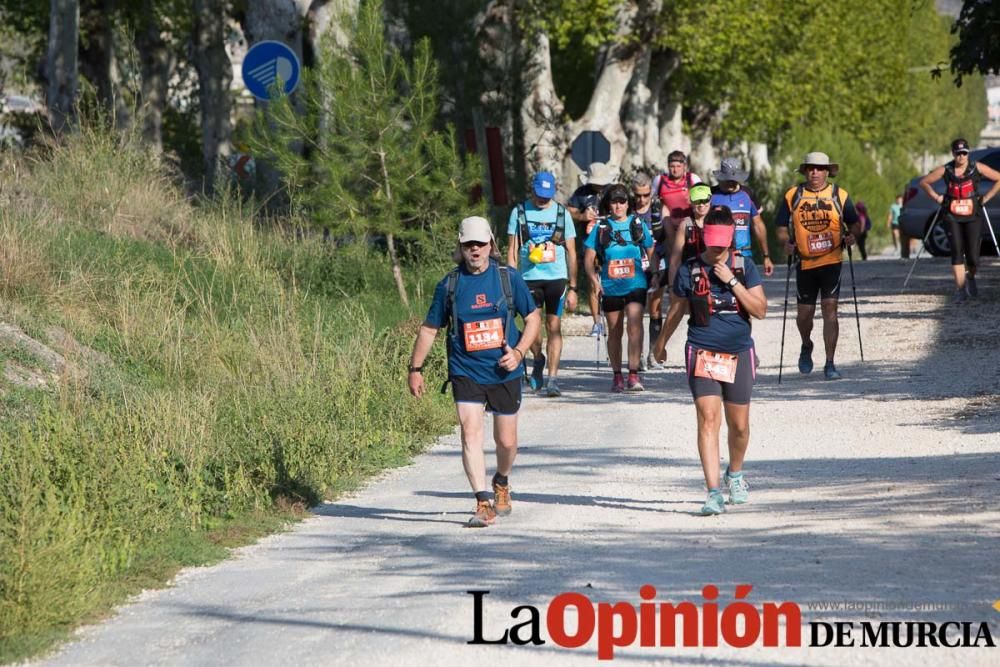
[0,118,456,662]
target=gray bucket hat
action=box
[798,151,840,177]
[712,157,749,184]
[581,162,616,187]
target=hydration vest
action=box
[516,202,568,247]
[595,216,646,264]
[682,218,705,264]
[658,172,695,221]
[942,161,981,218]
[786,183,848,259]
[688,253,749,328]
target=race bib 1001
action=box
[463,318,504,352]
[694,349,738,384]
[806,231,835,255]
[608,258,636,279]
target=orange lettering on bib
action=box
[950,199,974,216]
[463,318,504,352]
[806,231,835,255]
[608,258,636,279]
[694,350,738,384]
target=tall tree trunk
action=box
[135,2,170,151]
[244,0,309,205]
[79,0,128,125]
[622,46,678,172]
[47,0,80,133]
[378,148,410,307]
[194,0,233,193]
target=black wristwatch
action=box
[726,277,739,289]
[408,365,423,373]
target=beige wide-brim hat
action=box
[798,151,839,177]
[580,162,617,187]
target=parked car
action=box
[898,147,1000,257]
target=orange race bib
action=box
[950,198,974,216]
[694,350,738,384]
[608,258,636,279]
[463,318,503,352]
[806,231,835,255]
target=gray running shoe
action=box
[544,378,562,397]
[798,340,814,374]
[823,361,842,380]
[953,288,968,304]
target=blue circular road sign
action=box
[242,41,301,100]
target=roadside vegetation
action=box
[0,122,456,662]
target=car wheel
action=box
[923,215,951,257]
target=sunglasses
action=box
[633,191,652,199]
[953,150,969,156]
[805,165,829,172]
[610,197,629,205]
[461,240,489,249]
[691,199,711,206]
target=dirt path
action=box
[39,257,1000,666]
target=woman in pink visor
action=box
[671,206,767,515]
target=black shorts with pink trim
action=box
[685,344,757,405]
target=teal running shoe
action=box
[823,361,842,380]
[724,468,750,504]
[529,353,545,391]
[701,489,726,516]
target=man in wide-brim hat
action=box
[774,151,861,381]
[568,162,619,337]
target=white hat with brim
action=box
[798,152,839,177]
[580,162,616,187]
[458,216,494,244]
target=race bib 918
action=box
[608,258,636,279]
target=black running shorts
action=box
[526,279,567,317]
[685,344,757,405]
[601,288,647,313]
[451,376,522,416]
[796,263,842,305]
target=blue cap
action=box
[532,171,557,199]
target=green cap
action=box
[689,184,712,203]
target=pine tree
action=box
[246,0,479,307]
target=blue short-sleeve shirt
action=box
[673,255,762,352]
[584,216,654,296]
[710,190,758,252]
[425,262,537,385]
[506,200,576,281]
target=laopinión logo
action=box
[467,586,996,660]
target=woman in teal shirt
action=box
[584,184,655,392]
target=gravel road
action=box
[38,256,1000,666]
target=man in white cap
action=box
[568,162,617,336]
[774,152,862,380]
[408,216,541,527]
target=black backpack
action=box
[595,216,646,265]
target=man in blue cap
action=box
[507,171,578,397]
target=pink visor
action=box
[702,224,734,248]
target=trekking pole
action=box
[846,243,865,363]
[778,253,793,385]
[981,207,1000,257]
[902,207,942,291]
